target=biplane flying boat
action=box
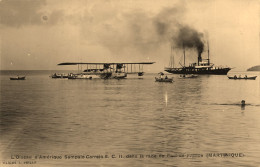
[57,62,155,79]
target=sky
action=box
[0,0,259,71]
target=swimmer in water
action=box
[241,100,246,110]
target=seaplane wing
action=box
[58,62,155,65]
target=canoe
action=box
[10,76,26,80]
[228,76,257,80]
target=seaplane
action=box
[57,62,155,79]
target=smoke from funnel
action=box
[152,4,205,60]
[172,25,204,60]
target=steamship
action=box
[164,43,231,75]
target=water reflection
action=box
[164,91,168,107]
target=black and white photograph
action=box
[0,0,260,166]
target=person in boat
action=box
[160,73,163,79]
[165,75,168,79]
[245,75,247,78]
[234,75,237,79]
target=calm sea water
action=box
[1,70,260,167]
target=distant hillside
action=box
[247,65,260,71]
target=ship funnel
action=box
[198,52,202,64]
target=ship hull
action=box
[165,67,231,75]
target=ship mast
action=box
[171,45,173,67]
[183,46,185,67]
[207,41,210,65]
[171,45,174,68]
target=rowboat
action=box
[10,76,26,80]
[155,72,173,82]
[228,76,257,80]
[155,77,173,83]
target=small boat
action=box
[138,72,144,76]
[228,75,257,80]
[179,74,198,78]
[50,73,68,78]
[155,72,173,82]
[10,76,26,80]
[155,77,173,82]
